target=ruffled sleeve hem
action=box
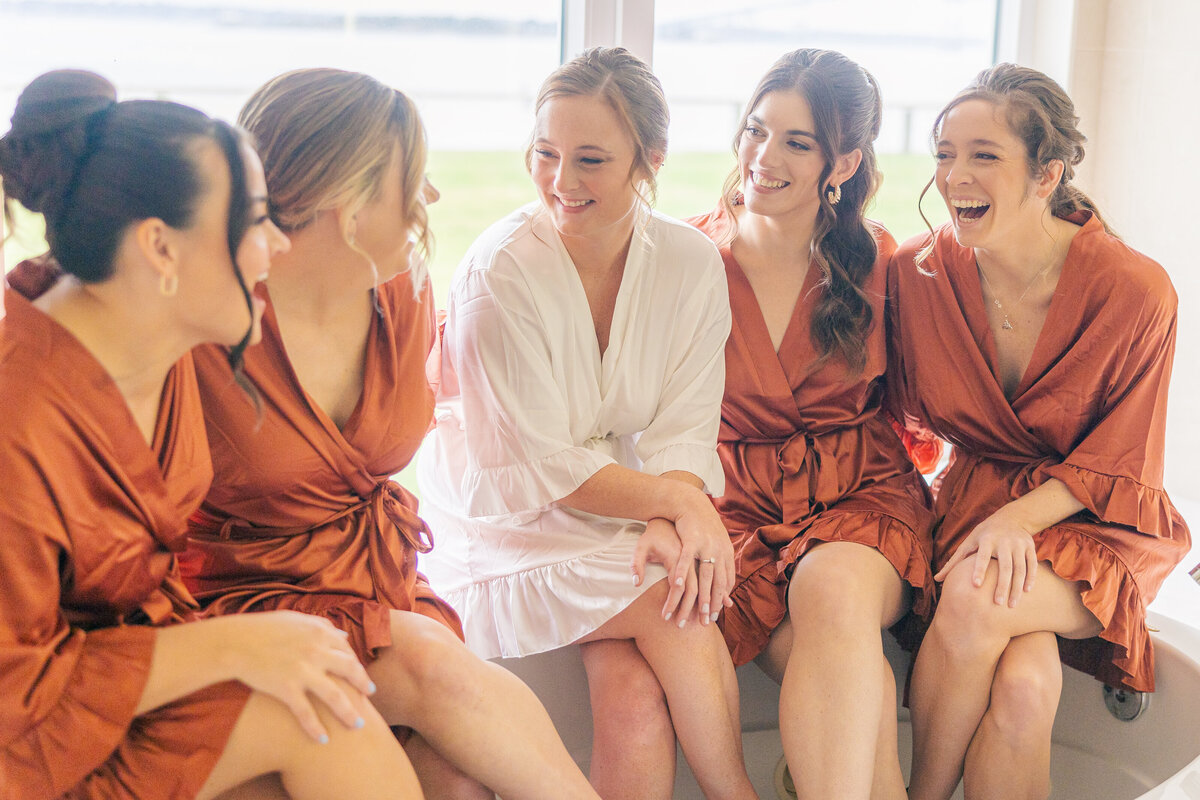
[642,443,725,496]
[463,446,617,519]
[4,625,155,795]
[1040,461,1178,540]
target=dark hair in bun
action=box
[0,69,239,283]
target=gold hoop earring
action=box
[160,273,178,297]
[826,183,842,206]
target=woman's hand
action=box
[670,497,735,625]
[214,610,376,742]
[936,507,1038,607]
[632,517,696,623]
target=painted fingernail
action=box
[711,612,720,623]
[664,612,673,621]
[702,603,710,616]
[675,577,684,586]
[319,734,330,744]
[678,618,687,629]
[632,574,642,586]
[354,717,365,729]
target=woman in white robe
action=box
[418,48,755,800]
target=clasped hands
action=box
[631,505,735,628]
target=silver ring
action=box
[698,557,717,564]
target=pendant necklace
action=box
[977,260,1055,331]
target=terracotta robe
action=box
[689,208,937,667]
[0,267,248,800]
[182,273,462,663]
[888,211,1191,691]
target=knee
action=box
[987,658,1062,745]
[587,650,671,737]
[384,613,479,697]
[927,564,1006,656]
[786,563,878,633]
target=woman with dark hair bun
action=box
[688,48,937,799]
[0,70,423,799]
[889,63,1190,799]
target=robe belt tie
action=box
[209,480,434,554]
[775,430,843,521]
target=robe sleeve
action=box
[1039,279,1180,539]
[0,444,156,794]
[450,255,617,518]
[634,250,729,495]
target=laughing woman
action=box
[889,64,1191,800]
[688,49,936,800]
[0,70,420,800]
[418,48,756,799]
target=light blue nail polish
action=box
[355,717,365,729]
[665,611,673,621]
[711,612,720,623]
[367,681,377,694]
[319,734,329,744]
[678,618,687,629]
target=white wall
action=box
[1064,0,1200,502]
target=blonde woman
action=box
[181,68,599,800]
[419,48,756,799]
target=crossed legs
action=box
[577,578,756,800]
[908,560,1101,800]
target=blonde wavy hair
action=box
[526,47,668,208]
[238,68,431,291]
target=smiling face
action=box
[233,142,289,344]
[350,141,438,284]
[934,98,1053,251]
[529,93,651,248]
[738,90,828,223]
[176,139,288,347]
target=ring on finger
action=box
[697,557,717,564]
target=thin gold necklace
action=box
[976,260,1055,331]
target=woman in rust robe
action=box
[181,68,600,800]
[0,70,419,800]
[890,64,1191,800]
[689,49,936,800]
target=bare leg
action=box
[580,578,756,800]
[212,773,287,800]
[778,542,908,800]
[908,561,1101,800]
[962,632,1061,800]
[404,732,492,800]
[580,639,676,800]
[870,654,907,800]
[366,610,600,800]
[199,683,422,800]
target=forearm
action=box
[999,478,1085,534]
[134,617,240,715]
[560,464,708,522]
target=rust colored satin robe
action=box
[181,273,462,663]
[888,211,1191,691]
[690,208,937,666]
[0,270,248,800]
